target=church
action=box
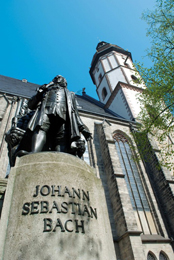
[0,41,174,260]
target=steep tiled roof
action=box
[0,75,39,98]
[0,74,126,121]
[76,93,124,119]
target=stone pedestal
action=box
[0,152,116,260]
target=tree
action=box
[135,0,174,169]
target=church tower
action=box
[89,41,144,120]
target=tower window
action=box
[98,73,102,83]
[131,75,140,84]
[102,87,107,100]
[124,62,130,68]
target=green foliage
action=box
[136,0,174,169]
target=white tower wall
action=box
[108,88,132,120]
[107,68,127,89]
[90,42,144,120]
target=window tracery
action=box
[113,132,157,234]
[159,251,169,260]
[147,252,157,260]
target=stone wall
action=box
[0,94,18,178]
[138,135,174,242]
[95,120,174,259]
[95,121,145,260]
[0,178,7,218]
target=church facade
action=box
[0,42,174,259]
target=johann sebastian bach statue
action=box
[27,75,92,153]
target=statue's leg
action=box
[31,114,50,153]
[31,129,47,152]
[54,121,68,152]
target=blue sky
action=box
[0,0,156,99]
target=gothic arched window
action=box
[80,135,94,167]
[147,252,157,260]
[159,251,169,260]
[113,132,157,234]
[83,138,90,165]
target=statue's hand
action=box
[37,84,48,93]
[81,129,92,141]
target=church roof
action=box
[76,93,124,120]
[0,75,39,98]
[0,74,126,121]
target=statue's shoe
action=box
[15,150,29,157]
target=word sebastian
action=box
[22,185,97,234]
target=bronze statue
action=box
[6,75,92,166]
[27,75,92,153]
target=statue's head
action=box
[53,75,67,87]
